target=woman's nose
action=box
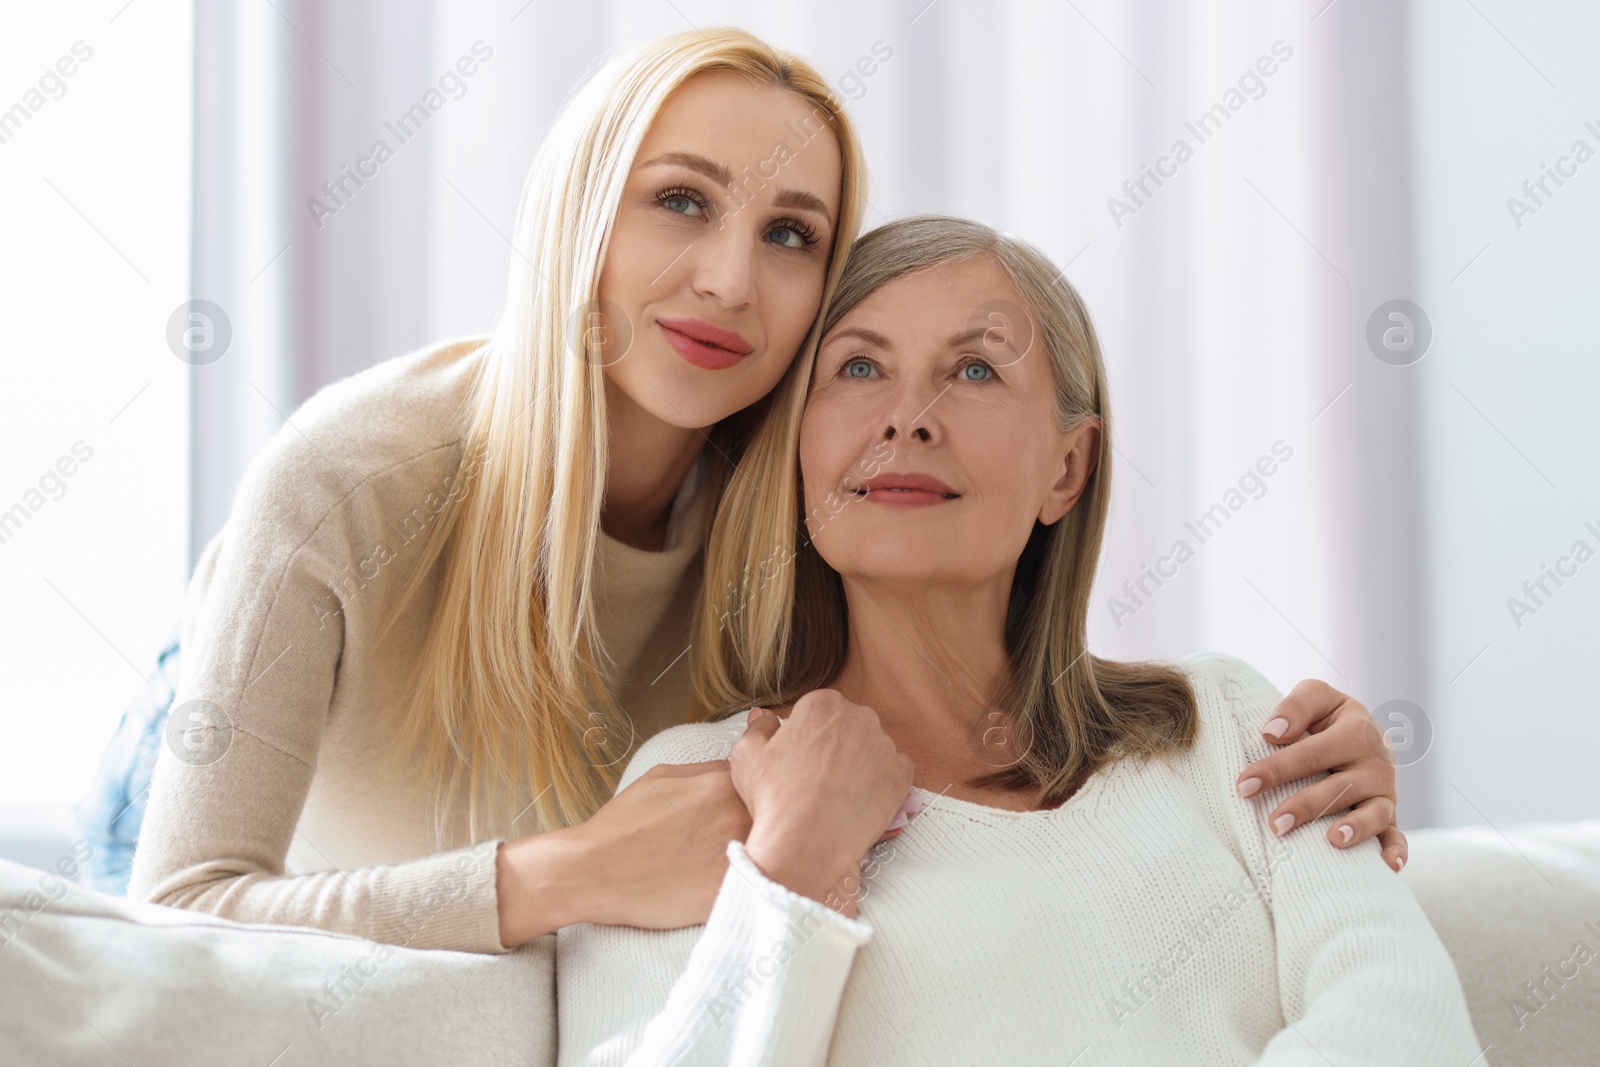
[881,383,945,443]
[689,224,755,308]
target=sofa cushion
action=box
[0,857,554,1066]
[6,821,1598,1066]
[1404,820,1600,1067]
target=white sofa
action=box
[0,862,555,1065]
[1399,820,1600,1066]
[2,821,1596,1065]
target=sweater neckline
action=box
[906,760,1118,824]
[596,453,709,564]
[731,705,1121,825]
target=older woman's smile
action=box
[852,472,960,504]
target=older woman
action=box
[555,216,1482,1065]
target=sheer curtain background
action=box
[3,0,1594,866]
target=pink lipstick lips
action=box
[855,473,961,506]
[657,316,754,371]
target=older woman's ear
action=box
[1038,417,1101,525]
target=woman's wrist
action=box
[495,827,598,945]
[742,819,862,917]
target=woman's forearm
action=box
[131,726,511,954]
[496,828,593,945]
[498,758,757,945]
[742,818,870,919]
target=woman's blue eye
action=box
[845,358,874,378]
[767,225,803,248]
[766,218,819,250]
[961,362,993,381]
[664,194,698,215]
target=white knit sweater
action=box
[555,652,1485,1066]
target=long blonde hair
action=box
[695,215,1197,807]
[380,28,869,840]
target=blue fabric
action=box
[74,628,182,895]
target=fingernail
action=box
[1262,718,1290,739]
[904,794,926,816]
[1272,813,1295,836]
[1336,824,1353,844]
[1237,777,1262,798]
[885,811,908,833]
[1395,856,1405,872]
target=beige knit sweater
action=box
[128,337,709,955]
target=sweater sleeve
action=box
[566,717,871,1067]
[126,424,510,955]
[1193,654,1486,1066]
[622,840,872,1067]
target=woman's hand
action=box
[1234,679,1407,872]
[496,760,752,946]
[729,690,914,918]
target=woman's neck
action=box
[829,576,1015,761]
[600,376,705,551]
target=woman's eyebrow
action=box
[824,326,893,350]
[640,150,833,224]
[772,188,832,223]
[825,325,1015,355]
[642,150,732,186]
[948,323,1027,358]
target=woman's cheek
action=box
[802,406,848,465]
[776,274,827,348]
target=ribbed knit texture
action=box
[129,337,709,955]
[556,652,1485,1066]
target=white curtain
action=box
[192,0,1430,818]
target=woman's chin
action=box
[829,551,992,590]
[609,376,743,431]
[604,348,776,430]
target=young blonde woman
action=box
[124,28,1402,962]
[555,216,1481,1066]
